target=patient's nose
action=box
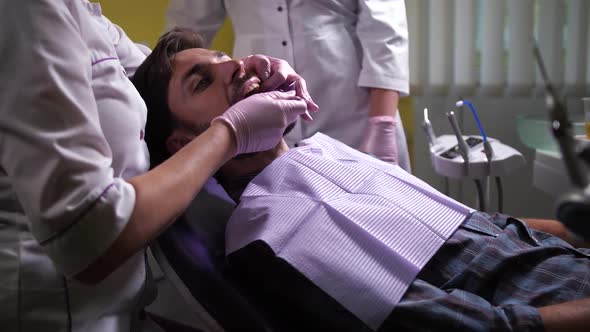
[218,59,245,85]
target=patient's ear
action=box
[166,129,194,154]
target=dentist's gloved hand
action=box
[212,91,308,156]
[242,54,319,120]
[359,115,398,164]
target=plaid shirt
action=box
[229,212,590,331]
[383,212,590,331]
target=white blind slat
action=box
[480,0,505,94]
[564,0,588,94]
[507,0,534,95]
[453,0,477,93]
[406,0,587,96]
[428,0,453,93]
[536,0,565,87]
[407,0,428,92]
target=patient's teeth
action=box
[245,83,259,96]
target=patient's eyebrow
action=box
[181,51,228,86]
[182,63,206,86]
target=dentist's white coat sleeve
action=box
[0,0,136,277]
[98,15,150,77]
[165,0,226,46]
[356,0,410,95]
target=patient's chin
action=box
[233,122,295,160]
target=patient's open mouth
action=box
[244,83,260,98]
[240,76,261,99]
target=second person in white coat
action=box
[166,0,412,171]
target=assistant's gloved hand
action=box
[212,91,308,155]
[359,115,398,164]
[242,54,319,119]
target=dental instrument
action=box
[422,108,438,146]
[455,100,500,212]
[423,105,525,212]
[446,110,470,163]
[456,100,494,164]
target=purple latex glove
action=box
[212,91,307,155]
[242,54,319,120]
[359,115,398,164]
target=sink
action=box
[516,113,585,154]
[516,113,589,196]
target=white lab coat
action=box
[0,1,157,331]
[167,0,411,171]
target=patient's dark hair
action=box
[132,28,205,168]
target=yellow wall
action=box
[399,97,414,166]
[95,0,167,48]
[96,0,234,54]
[96,0,413,163]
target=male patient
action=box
[133,28,590,332]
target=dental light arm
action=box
[533,42,590,241]
[533,45,588,189]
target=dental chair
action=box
[150,188,280,332]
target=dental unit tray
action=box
[429,134,525,179]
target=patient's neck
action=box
[216,140,289,202]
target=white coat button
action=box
[282,41,287,46]
[277,6,283,12]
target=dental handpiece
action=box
[482,140,494,163]
[456,100,494,163]
[422,108,437,145]
[446,111,469,162]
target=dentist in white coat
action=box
[0,1,315,331]
[166,0,412,171]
